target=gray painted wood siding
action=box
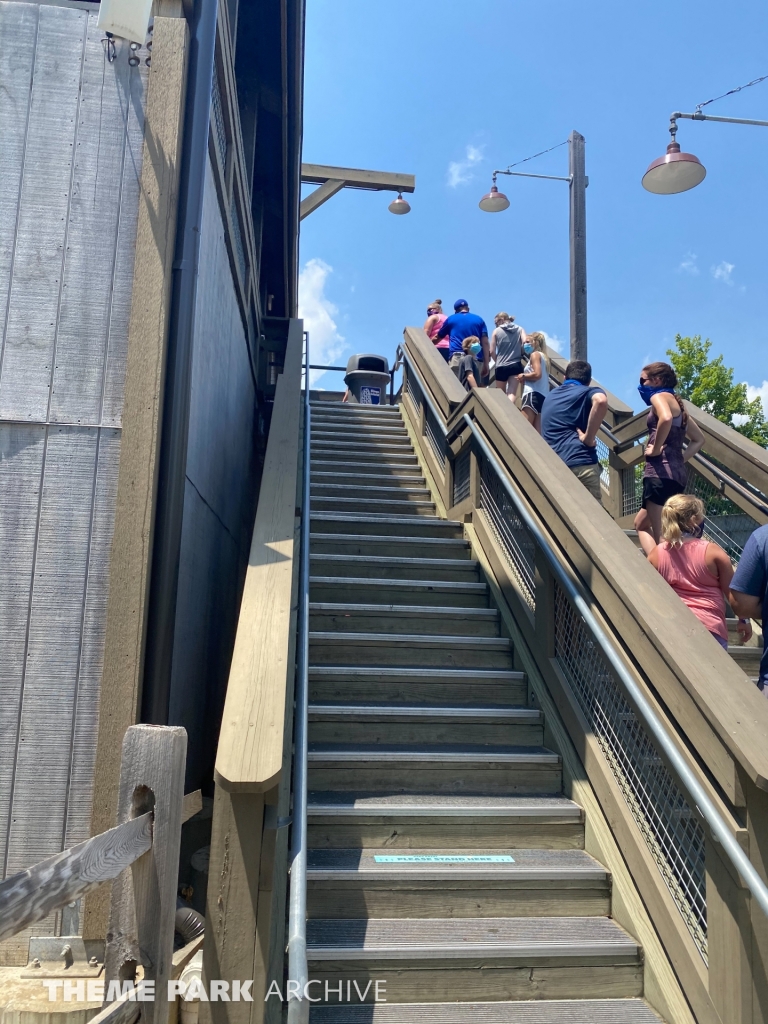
[0,0,147,919]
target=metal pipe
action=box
[493,169,572,183]
[141,0,219,724]
[286,333,311,1024]
[463,413,768,921]
[674,111,768,128]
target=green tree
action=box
[666,334,768,448]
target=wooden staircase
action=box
[305,400,663,1023]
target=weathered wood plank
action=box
[0,813,152,941]
[105,725,187,1024]
[301,163,415,192]
[402,326,465,420]
[87,992,142,1024]
[214,318,303,791]
[85,16,189,942]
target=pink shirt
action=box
[428,314,449,349]
[654,538,727,641]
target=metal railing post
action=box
[286,334,311,1024]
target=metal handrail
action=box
[463,413,768,920]
[286,335,311,1023]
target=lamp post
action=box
[642,110,768,195]
[479,130,588,362]
[300,163,415,219]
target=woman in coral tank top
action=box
[423,300,450,361]
[645,494,749,648]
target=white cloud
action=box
[732,413,749,427]
[447,144,484,188]
[541,332,563,353]
[298,258,346,384]
[678,252,699,275]
[746,380,768,412]
[711,260,735,285]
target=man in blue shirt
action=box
[729,524,768,690]
[436,300,489,379]
[540,360,608,503]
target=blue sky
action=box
[299,0,768,412]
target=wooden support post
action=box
[604,451,625,521]
[105,725,187,1024]
[469,446,481,511]
[534,548,556,662]
[200,788,265,1024]
[706,836,753,1023]
[568,130,588,363]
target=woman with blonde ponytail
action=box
[645,494,749,648]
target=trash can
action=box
[344,354,391,405]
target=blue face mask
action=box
[638,384,675,406]
[470,342,482,356]
[523,343,534,355]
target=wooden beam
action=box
[299,179,345,220]
[105,726,187,1024]
[214,319,304,791]
[0,814,152,942]
[85,15,189,941]
[301,162,415,193]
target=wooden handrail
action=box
[215,319,305,790]
[403,326,768,797]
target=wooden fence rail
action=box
[0,725,201,1024]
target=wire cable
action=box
[500,139,568,173]
[695,73,768,112]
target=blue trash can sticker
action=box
[360,386,381,405]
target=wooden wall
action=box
[0,1,147,949]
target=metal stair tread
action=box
[309,632,510,649]
[310,461,423,474]
[312,513,461,527]
[311,554,477,569]
[309,666,524,679]
[306,793,583,820]
[308,704,538,721]
[310,577,487,592]
[311,472,427,483]
[307,744,560,764]
[313,498,436,509]
[310,533,469,548]
[311,484,431,494]
[305,916,639,959]
[306,847,607,880]
[308,998,662,1023]
[309,603,495,617]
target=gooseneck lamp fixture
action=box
[643,74,768,195]
[388,192,411,215]
[478,131,588,362]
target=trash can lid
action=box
[346,353,389,374]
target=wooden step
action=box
[308,704,542,746]
[312,438,414,453]
[312,427,410,441]
[309,998,662,1023]
[308,666,526,706]
[310,534,471,560]
[311,514,464,539]
[307,744,561,795]
[312,471,428,489]
[309,604,499,637]
[312,483,431,500]
[310,578,489,608]
[309,632,513,669]
[312,497,437,516]
[306,847,610,919]
[727,644,763,677]
[311,460,424,478]
[306,917,642,1003]
[307,794,585,851]
[310,554,480,583]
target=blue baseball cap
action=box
[454,299,468,310]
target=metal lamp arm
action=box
[670,111,768,136]
[492,168,572,184]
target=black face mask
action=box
[687,522,704,539]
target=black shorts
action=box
[495,361,524,382]
[641,477,685,508]
[521,391,545,415]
